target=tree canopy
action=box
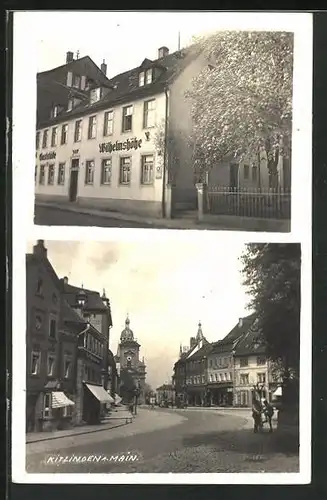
[240,243,301,382]
[185,31,294,183]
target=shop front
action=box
[186,386,206,406]
[207,383,234,407]
[83,382,114,424]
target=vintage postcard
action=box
[10,10,312,485]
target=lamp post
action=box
[133,380,141,415]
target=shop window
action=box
[103,110,113,136]
[101,158,112,185]
[63,405,72,417]
[122,105,133,132]
[31,351,41,375]
[85,160,95,185]
[43,393,52,418]
[57,163,65,185]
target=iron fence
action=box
[206,186,291,220]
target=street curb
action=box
[26,420,130,444]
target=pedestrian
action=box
[262,399,274,433]
[252,398,263,433]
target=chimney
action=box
[238,318,243,328]
[101,59,107,76]
[158,46,169,59]
[33,240,47,259]
[63,276,68,285]
[66,51,74,64]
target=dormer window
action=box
[145,69,153,85]
[73,74,81,89]
[139,72,145,87]
[52,105,59,118]
[67,99,73,111]
[90,88,101,104]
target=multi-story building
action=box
[156,384,175,405]
[206,315,256,406]
[115,316,146,404]
[34,44,214,218]
[26,240,117,432]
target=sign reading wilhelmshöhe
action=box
[99,138,142,154]
[39,151,56,161]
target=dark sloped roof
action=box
[60,282,109,312]
[187,341,213,361]
[156,384,173,391]
[37,45,200,129]
[234,321,266,356]
[211,314,256,354]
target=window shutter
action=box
[81,75,86,90]
[67,72,73,87]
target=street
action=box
[26,408,299,474]
[34,206,152,228]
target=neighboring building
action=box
[156,384,174,405]
[34,44,212,218]
[185,339,213,406]
[206,315,256,407]
[115,316,147,404]
[26,240,116,432]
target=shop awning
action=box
[105,391,115,403]
[273,386,282,397]
[85,383,114,403]
[52,392,75,409]
[114,393,122,405]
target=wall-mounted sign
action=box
[155,165,163,179]
[99,138,142,154]
[39,151,56,161]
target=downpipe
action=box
[161,86,169,218]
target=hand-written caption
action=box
[45,453,140,465]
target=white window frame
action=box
[73,74,81,89]
[145,68,153,84]
[47,164,55,185]
[119,156,131,185]
[143,99,156,128]
[68,99,73,111]
[39,165,46,185]
[31,350,41,375]
[257,372,266,384]
[85,160,95,185]
[139,71,145,87]
[88,115,97,139]
[74,119,82,142]
[101,158,112,185]
[122,105,133,133]
[61,124,68,145]
[51,127,57,147]
[103,110,113,136]
[57,162,65,185]
[47,353,56,376]
[140,155,154,185]
[42,130,48,149]
[64,355,73,379]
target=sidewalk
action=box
[35,201,234,231]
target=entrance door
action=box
[69,158,79,202]
[229,163,239,189]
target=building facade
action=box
[115,316,146,404]
[156,384,175,405]
[26,240,116,432]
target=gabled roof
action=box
[187,341,213,361]
[211,314,256,354]
[60,281,109,313]
[37,45,200,129]
[234,320,266,356]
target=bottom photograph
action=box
[24,239,300,474]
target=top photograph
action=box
[32,12,300,232]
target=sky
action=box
[27,239,251,389]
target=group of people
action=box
[252,398,274,433]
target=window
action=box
[85,160,95,184]
[47,164,55,185]
[122,105,133,132]
[141,155,154,185]
[36,132,40,150]
[52,105,59,118]
[31,351,41,375]
[229,372,233,381]
[36,278,43,295]
[119,157,131,185]
[57,163,65,185]
[243,164,249,180]
[240,374,249,385]
[51,127,57,147]
[103,110,113,136]
[43,393,52,418]
[210,374,213,382]
[64,356,72,379]
[73,74,81,88]
[61,124,68,145]
[139,71,145,87]
[101,158,112,185]
[74,120,82,142]
[88,116,97,139]
[257,356,266,366]
[63,405,72,417]
[42,130,48,148]
[47,354,55,376]
[215,373,218,381]
[90,88,101,104]
[49,317,57,339]
[143,99,156,128]
[257,373,266,384]
[252,165,257,182]
[224,372,228,381]
[67,99,73,111]
[240,357,248,367]
[39,165,45,185]
[145,69,153,84]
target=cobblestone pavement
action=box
[26,408,299,474]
